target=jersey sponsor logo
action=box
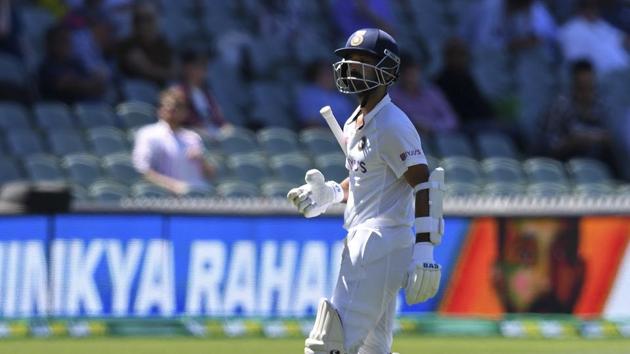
[347,157,367,173]
[400,148,423,161]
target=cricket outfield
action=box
[1,336,629,354]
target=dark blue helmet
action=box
[335,28,399,60]
[333,29,400,94]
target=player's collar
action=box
[350,94,391,128]
[363,94,391,125]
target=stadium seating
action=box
[526,182,570,197]
[74,103,118,129]
[434,133,476,158]
[482,182,526,197]
[34,102,75,130]
[226,152,271,185]
[445,182,482,197]
[299,128,340,155]
[566,158,613,185]
[618,184,630,195]
[218,127,259,154]
[131,182,173,198]
[441,156,483,185]
[573,183,614,197]
[89,180,130,201]
[314,152,347,183]
[0,2,626,204]
[0,102,31,130]
[217,180,259,197]
[116,101,156,129]
[62,153,103,187]
[103,153,141,184]
[47,129,89,155]
[481,157,526,185]
[87,127,129,156]
[261,180,295,198]
[184,184,215,198]
[7,129,45,156]
[203,152,227,181]
[270,152,311,185]
[257,127,300,155]
[23,154,65,182]
[70,183,89,201]
[121,79,160,105]
[523,157,569,184]
[0,156,23,184]
[476,132,519,159]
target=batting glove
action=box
[286,169,343,218]
[405,243,441,305]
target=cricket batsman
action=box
[287,28,445,354]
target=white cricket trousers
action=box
[331,225,413,354]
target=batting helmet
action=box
[333,28,400,94]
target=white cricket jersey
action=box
[343,94,427,231]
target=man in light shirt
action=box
[558,0,630,75]
[132,86,214,195]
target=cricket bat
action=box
[319,106,347,156]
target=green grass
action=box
[1,336,629,354]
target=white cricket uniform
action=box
[333,94,427,354]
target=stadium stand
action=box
[47,129,89,155]
[0,0,627,204]
[116,101,157,129]
[34,102,75,130]
[23,154,64,182]
[62,153,102,188]
[0,156,23,184]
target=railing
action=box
[70,195,630,216]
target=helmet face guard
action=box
[333,49,400,94]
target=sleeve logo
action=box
[400,149,423,161]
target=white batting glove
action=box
[405,243,441,305]
[286,169,343,218]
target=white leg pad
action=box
[305,298,346,354]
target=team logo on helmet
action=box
[350,30,366,46]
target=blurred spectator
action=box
[331,0,397,38]
[117,1,175,86]
[62,0,116,82]
[37,0,68,18]
[0,0,26,59]
[65,0,135,38]
[132,86,215,196]
[542,0,579,23]
[503,0,557,53]
[176,49,229,134]
[558,0,630,75]
[541,60,615,167]
[100,0,135,39]
[296,59,354,128]
[434,38,495,126]
[462,0,557,52]
[390,54,459,135]
[39,25,107,103]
